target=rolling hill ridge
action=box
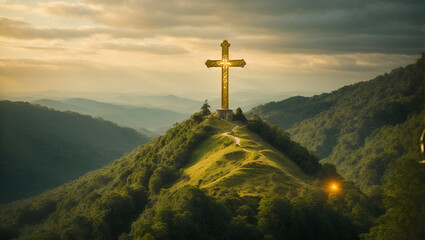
[0,113,372,240]
[0,101,148,203]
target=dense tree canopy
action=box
[248,56,424,189]
[362,157,425,240]
[248,56,425,240]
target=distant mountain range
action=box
[33,98,189,135]
[103,91,297,113]
[31,92,300,135]
[208,91,296,113]
[2,91,318,114]
[0,101,148,203]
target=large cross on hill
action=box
[205,39,246,120]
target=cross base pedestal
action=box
[216,109,233,121]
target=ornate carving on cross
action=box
[205,39,246,110]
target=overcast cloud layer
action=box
[0,0,424,101]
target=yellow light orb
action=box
[329,182,340,192]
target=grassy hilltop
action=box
[174,119,311,197]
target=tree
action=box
[148,166,177,195]
[362,157,425,240]
[201,100,211,116]
[233,107,247,122]
[257,196,293,239]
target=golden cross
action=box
[205,39,246,109]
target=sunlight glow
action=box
[329,182,340,192]
[220,59,232,67]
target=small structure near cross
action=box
[205,39,246,120]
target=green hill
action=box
[0,101,148,203]
[0,113,374,240]
[173,124,312,197]
[33,98,188,134]
[248,55,424,188]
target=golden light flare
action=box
[219,59,232,67]
[328,181,340,193]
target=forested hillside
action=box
[249,55,424,189]
[0,113,376,240]
[0,101,148,203]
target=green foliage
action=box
[247,57,425,238]
[129,183,371,240]
[0,101,149,203]
[97,192,135,238]
[131,186,231,240]
[148,166,177,195]
[0,110,378,239]
[317,163,341,181]
[248,95,336,129]
[247,115,322,175]
[200,100,211,116]
[362,158,425,240]
[60,216,108,240]
[232,107,247,122]
[257,196,293,238]
[248,56,424,189]
[0,113,217,239]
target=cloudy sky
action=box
[0,0,424,99]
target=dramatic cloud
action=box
[42,1,102,18]
[92,41,189,55]
[0,16,146,40]
[0,0,423,96]
[54,0,424,54]
[4,0,424,53]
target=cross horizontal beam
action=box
[205,59,246,68]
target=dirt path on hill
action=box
[221,121,251,152]
[222,125,241,145]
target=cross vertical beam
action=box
[205,39,246,110]
[221,40,230,109]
